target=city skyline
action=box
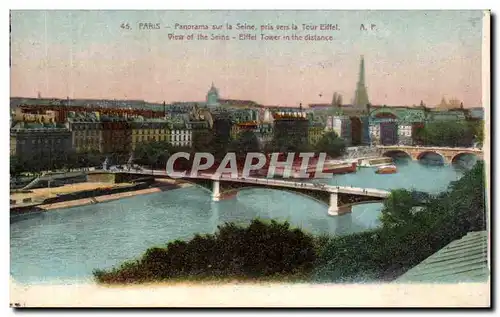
[11,10,484,107]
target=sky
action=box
[10,10,485,107]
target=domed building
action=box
[206,82,220,107]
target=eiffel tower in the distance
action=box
[353,55,370,111]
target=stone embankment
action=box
[10,179,193,214]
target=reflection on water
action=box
[10,160,468,284]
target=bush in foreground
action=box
[94,219,318,284]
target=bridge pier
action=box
[327,193,352,216]
[212,180,221,202]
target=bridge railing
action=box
[216,174,390,197]
[377,145,482,152]
[108,168,391,197]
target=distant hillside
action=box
[10,97,166,110]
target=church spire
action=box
[353,55,370,110]
[359,55,365,86]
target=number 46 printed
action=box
[120,23,131,30]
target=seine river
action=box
[10,157,474,284]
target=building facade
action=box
[170,123,192,148]
[231,121,273,150]
[67,112,102,153]
[272,112,309,151]
[10,122,73,161]
[308,123,325,146]
[13,107,59,123]
[397,124,413,145]
[100,118,132,154]
[131,119,170,150]
[332,116,352,145]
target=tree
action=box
[211,117,233,160]
[379,189,429,229]
[93,219,317,284]
[229,130,261,159]
[419,121,474,147]
[468,120,484,147]
[134,141,172,168]
[314,131,346,158]
[10,155,24,177]
[446,161,486,232]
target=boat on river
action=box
[375,165,398,174]
[267,161,357,179]
[358,156,394,168]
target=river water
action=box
[10,156,474,284]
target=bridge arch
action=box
[382,150,412,160]
[220,186,330,208]
[343,200,385,209]
[451,152,479,164]
[416,151,446,164]
[174,178,214,195]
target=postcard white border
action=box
[2,0,496,314]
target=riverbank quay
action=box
[9,280,489,307]
[10,179,192,215]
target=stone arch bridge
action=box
[377,146,483,164]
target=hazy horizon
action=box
[10,10,485,107]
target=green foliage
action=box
[468,120,484,146]
[134,140,172,168]
[10,155,24,177]
[94,219,317,284]
[378,189,433,229]
[265,138,311,154]
[191,130,215,153]
[418,121,475,147]
[229,131,261,159]
[268,121,311,153]
[10,150,106,176]
[314,131,346,158]
[314,161,487,282]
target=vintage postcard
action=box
[9,9,490,308]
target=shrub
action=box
[94,219,317,284]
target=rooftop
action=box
[395,231,489,283]
[273,112,308,120]
[236,121,259,127]
[218,99,261,107]
[308,103,332,108]
[11,122,67,130]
